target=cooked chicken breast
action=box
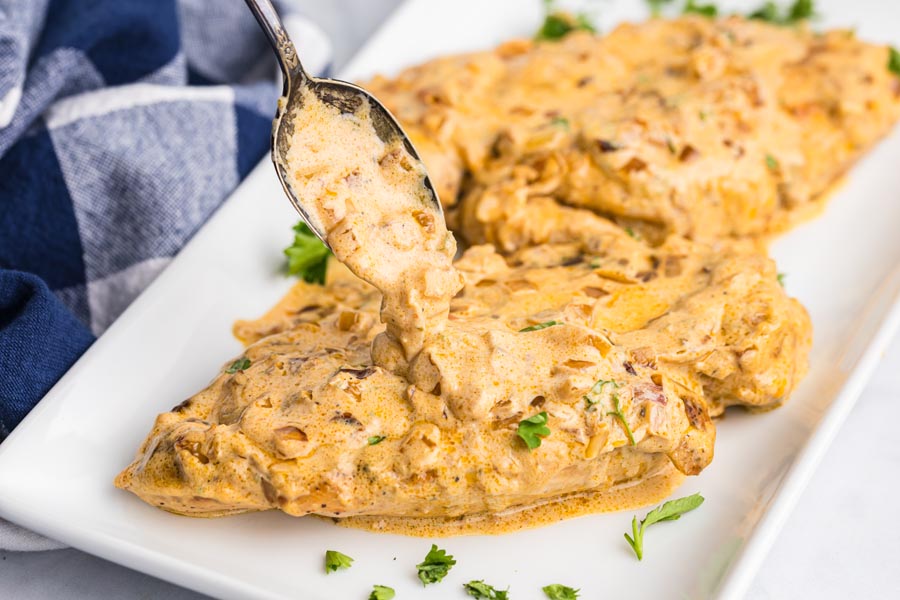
[119,14,899,530]
[116,221,808,519]
[366,16,900,240]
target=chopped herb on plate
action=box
[624,493,705,560]
[646,0,676,17]
[536,0,596,41]
[324,549,354,573]
[889,46,900,76]
[464,580,509,599]
[683,0,718,18]
[369,584,395,600]
[748,0,817,25]
[416,544,456,585]
[543,583,581,599]
[367,435,386,446]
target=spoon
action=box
[243,0,443,249]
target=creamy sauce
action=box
[284,88,462,365]
[113,14,900,533]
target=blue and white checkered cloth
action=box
[0,0,331,550]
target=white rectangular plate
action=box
[2,1,899,598]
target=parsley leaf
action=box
[607,393,636,446]
[583,378,619,411]
[324,550,354,573]
[416,544,457,585]
[788,0,815,20]
[765,153,779,171]
[683,0,718,18]
[519,320,562,332]
[369,585,395,600]
[517,411,551,450]
[624,493,705,560]
[543,584,580,599]
[284,221,330,284]
[550,116,570,129]
[748,0,817,24]
[646,0,676,16]
[889,47,900,76]
[464,580,509,599]
[536,0,595,41]
[367,435,386,446]
[225,357,250,374]
[748,1,779,21]
[777,272,786,287]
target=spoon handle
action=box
[243,0,309,92]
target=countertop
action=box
[2,1,898,597]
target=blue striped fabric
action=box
[0,0,331,437]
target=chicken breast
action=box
[116,222,808,519]
[366,16,900,240]
[117,15,873,530]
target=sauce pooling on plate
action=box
[283,88,463,369]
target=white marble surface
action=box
[2,1,899,598]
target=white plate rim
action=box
[0,2,898,599]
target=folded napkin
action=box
[0,0,331,550]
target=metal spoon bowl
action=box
[243,0,443,249]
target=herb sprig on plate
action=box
[543,583,580,599]
[416,544,457,585]
[624,493,705,560]
[464,580,509,599]
[324,550,354,573]
[536,0,596,41]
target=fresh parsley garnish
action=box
[416,544,457,585]
[787,0,815,21]
[464,580,509,599]
[519,320,562,332]
[624,226,639,240]
[777,272,786,287]
[284,220,330,284]
[607,393,636,446]
[324,550,354,573]
[369,585,395,600]
[683,0,718,17]
[889,47,900,76]
[536,0,595,41]
[765,153,779,171]
[550,116,570,129]
[748,0,816,25]
[646,0,676,16]
[225,357,250,374]
[543,584,580,600]
[583,378,619,411]
[624,493,705,560]
[517,411,551,450]
[368,435,386,446]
